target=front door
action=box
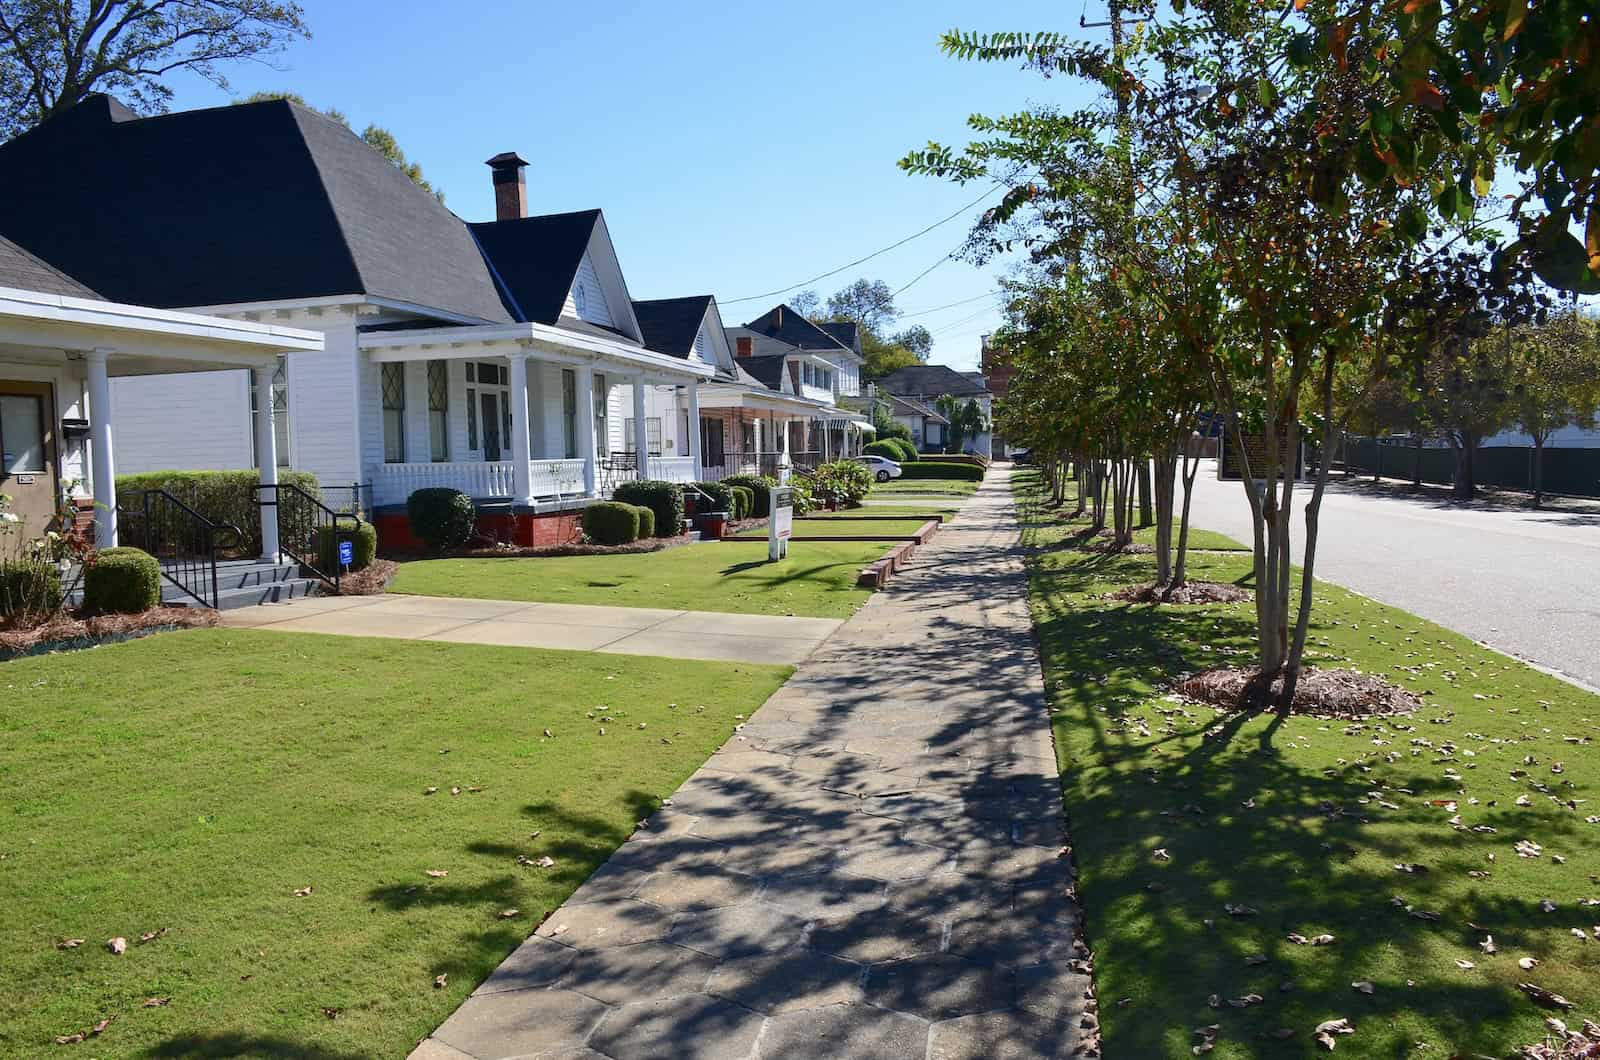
[700,417,724,469]
[0,381,57,536]
[480,391,503,461]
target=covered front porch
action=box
[358,322,712,519]
[695,386,871,481]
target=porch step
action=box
[209,577,321,611]
[213,559,305,590]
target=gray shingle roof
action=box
[877,363,988,398]
[0,94,512,322]
[632,295,712,358]
[742,304,851,352]
[738,354,789,391]
[817,320,861,355]
[0,235,101,299]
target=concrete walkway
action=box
[410,466,1093,1060]
[220,594,842,665]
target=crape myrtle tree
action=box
[905,0,1529,704]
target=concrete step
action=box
[212,560,304,590]
[211,578,321,611]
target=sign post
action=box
[337,537,354,570]
[768,486,793,561]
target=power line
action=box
[927,303,1001,336]
[719,181,1006,305]
[898,290,1002,319]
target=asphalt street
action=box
[1181,461,1600,689]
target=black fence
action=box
[1339,437,1600,498]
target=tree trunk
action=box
[1533,437,1545,507]
[1173,437,1200,588]
[1153,445,1177,586]
[1451,433,1477,501]
[1137,460,1154,527]
[1284,359,1338,707]
[1411,433,1422,489]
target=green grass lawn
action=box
[731,517,934,539]
[0,628,789,1059]
[388,540,890,618]
[871,478,980,497]
[1015,471,1600,1059]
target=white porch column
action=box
[85,348,117,549]
[686,379,702,477]
[253,365,280,560]
[576,363,597,496]
[509,352,533,503]
[632,378,650,479]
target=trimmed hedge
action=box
[631,503,656,540]
[689,481,734,514]
[926,453,989,468]
[722,474,777,517]
[407,488,477,553]
[729,485,754,521]
[0,560,63,619]
[877,438,917,462]
[582,501,640,545]
[898,461,985,481]
[84,547,161,614]
[863,440,904,462]
[614,480,684,538]
[115,469,319,556]
[316,521,377,572]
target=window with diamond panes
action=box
[427,361,449,461]
[382,363,406,462]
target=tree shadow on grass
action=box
[144,1033,372,1060]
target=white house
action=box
[0,96,717,550]
[877,363,994,457]
[0,234,321,553]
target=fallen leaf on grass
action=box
[293,886,312,898]
[1352,981,1375,994]
[1541,899,1558,913]
[90,1018,113,1036]
[1153,848,1171,861]
[1245,954,1268,965]
[321,1007,341,1020]
[498,908,520,919]
[106,937,126,955]
[1519,957,1541,970]
[535,856,555,868]
[1192,1024,1220,1054]
[1519,983,1574,1009]
[425,869,448,878]
[142,997,169,1008]
[543,729,553,738]
[423,786,438,796]
[433,974,448,989]
[449,786,461,796]
[1455,959,1475,969]
[138,927,167,944]
[54,1033,85,1045]
[1225,903,1258,917]
[1227,994,1264,1008]
[1516,839,1544,858]
[1287,933,1337,946]
[1314,1017,1355,1050]
[1393,863,1427,874]
[55,939,85,950]
[1480,935,1496,954]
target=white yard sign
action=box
[768,486,793,561]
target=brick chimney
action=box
[486,151,529,221]
[736,336,754,358]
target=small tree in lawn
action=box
[1508,311,1600,506]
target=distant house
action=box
[876,363,993,456]
[888,394,950,452]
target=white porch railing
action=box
[652,456,697,484]
[373,460,591,506]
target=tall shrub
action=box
[721,474,777,517]
[115,469,319,556]
[613,481,684,538]
[406,488,476,553]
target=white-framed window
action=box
[594,373,609,457]
[427,360,449,462]
[646,416,663,455]
[562,369,578,459]
[382,362,406,463]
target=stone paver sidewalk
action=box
[410,467,1094,1060]
[220,594,842,665]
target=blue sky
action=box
[166,1,1108,369]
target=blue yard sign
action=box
[338,539,354,568]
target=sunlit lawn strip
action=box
[388,540,891,618]
[0,628,789,1059]
[731,518,933,539]
[1014,470,1600,1060]
[871,478,981,496]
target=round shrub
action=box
[0,560,64,620]
[631,503,656,539]
[813,460,875,508]
[689,481,734,514]
[613,480,684,538]
[863,439,903,462]
[83,547,161,614]
[728,485,754,521]
[788,478,817,516]
[316,521,377,572]
[406,488,477,553]
[721,474,776,517]
[889,438,919,462]
[582,501,640,545]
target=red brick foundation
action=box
[372,509,584,554]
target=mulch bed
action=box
[0,607,217,661]
[322,559,398,596]
[1108,581,1252,605]
[1174,666,1423,718]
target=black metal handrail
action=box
[116,489,243,609]
[257,482,363,593]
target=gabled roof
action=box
[739,354,790,391]
[891,393,949,424]
[878,363,989,398]
[742,304,852,353]
[817,320,861,355]
[0,95,513,322]
[632,295,713,359]
[0,235,101,300]
[468,210,602,325]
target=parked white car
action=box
[858,454,903,482]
